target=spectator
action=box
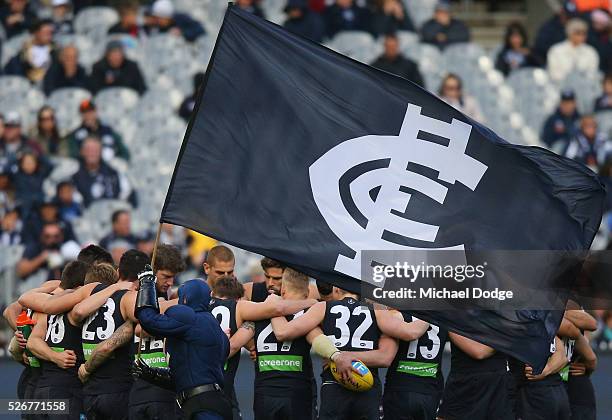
[541,90,581,149]
[495,22,542,77]
[438,73,485,122]
[235,0,265,18]
[108,239,132,265]
[10,151,51,220]
[369,0,414,37]
[565,115,611,169]
[108,1,144,38]
[283,0,325,43]
[145,0,206,42]
[29,106,67,156]
[587,9,612,74]
[43,45,90,95]
[16,221,75,284]
[534,2,576,63]
[0,166,16,217]
[54,180,82,223]
[547,18,599,83]
[99,209,138,250]
[324,0,371,39]
[594,73,612,111]
[420,0,469,50]
[0,207,22,246]
[67,99,130,162]
[371,33,424,87]
[50,0,74,36]
[178,72,204,121]
[90,40,147,94]
[4,18,56,84]
[22,197,77,246]
[0,0,36,39]
[0,112,44,169]
[71,136,135,207]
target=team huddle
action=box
[3,244,599,420]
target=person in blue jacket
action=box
[135,266,231,420]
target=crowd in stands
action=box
[1,0,612,351]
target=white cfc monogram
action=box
[309,103,488,279]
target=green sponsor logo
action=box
[28,356,40,368]
[82,343,97,361]
[136,352,168,368]
[224,360,228,371]
[396,361,438,377]
[258,355,303,372]
[560,365,569,382]
[51,347,65,352]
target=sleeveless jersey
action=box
[25,308,41,369]
[565,330,595,408]
[450,339,507,375]
[559,336,575,382]
[251,282,268,303]
[38,312,85,388]
[254,310,314,395]
[81,284,134,395]
[321,297,380,382]
[385,312,448,394]
[209,297,241,394]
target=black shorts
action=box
[383,388,440,420]
[33,385,83,420]
[516,384,570,420]
[318,381,382,420]
[570,404,596,420]
[253,391,313,420]
[84,392,129,420]
[128,400,183,420]
[437,371,514,420]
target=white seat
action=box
[74,6,119,35]
[95,88,140,122]
[0,33,28,67]
[595,110,612,139]
[0,75,31,97]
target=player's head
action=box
[153,244,186,294]
[204,245,235,288]
[261,257,286,295]
[316,279,334,301]
[332,286,359,300]
[78,244,114,266]
[118,249,150,282]
[280,268,309,299]
[211,275,244,300]
[178,279,211,312]
[85,263,119,286]
[59,260,89,290]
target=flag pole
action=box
[137,222,163,360]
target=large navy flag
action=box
[161,5,605,372]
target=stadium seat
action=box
[0,75,31,94]
[560,71,603,114]
[327,31,382,64]
[596,110,612,139]
[74,6,119,36]
[47,87,92,134]
[95,87,140,121]
[0,33,28,67]
[405,0,437,30]
[54,34,101,70]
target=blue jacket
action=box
[137,280,229,394]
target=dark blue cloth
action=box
[137,280,229,394]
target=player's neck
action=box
[283,292,307,301]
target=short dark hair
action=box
[316,279,333,297]
[60,261,89,290]
[206,245,234,266]
[30,18,53,33]
[85,263,118,286]
[119,249,150,281]
[212,276,244,300]
[78,244,114,266]
[154,244,185,274]
[261,257,285,272]
[111,210,129,224]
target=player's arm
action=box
[242,282,254,301]
[570,334,597,375]
[27,313,77,369]
[29,284,97,315]
[79,321,135,382]
[558,317,581,339]
[3,300,23,330]
[237,294,317,323]
[525,336,567,380]
[308,283,320,300]
[343,335,398,368]
[449,332,496,360]
[71,282,131,324]
[375,310,430,342]
[229,322,255,358]
[564,310,597,332]
[270,301,326,341]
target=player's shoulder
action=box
[166,304,197,323]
